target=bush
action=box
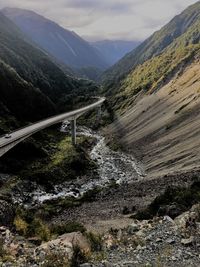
[134,180,200,220]
[14,215,28,236]
[70,245,88,267]
[85,232,103,252]
[14,212,51,241]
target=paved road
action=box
[0,97,105,154]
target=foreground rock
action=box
[36,232,91,261]
[86,204,200,267]
[0,231,91,266]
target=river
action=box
[29,126,145,204]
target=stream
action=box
[28,126,145,204]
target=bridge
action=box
[0,97,105,158]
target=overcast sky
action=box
[0,0,198,41]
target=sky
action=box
[0,0,198,41]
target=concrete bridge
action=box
[0,97,105,158]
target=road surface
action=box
[0,97,105,157]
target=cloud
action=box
[0,0,198,40]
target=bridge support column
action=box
[97,106,101,121]
[71,119,76,145]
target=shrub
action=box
[27,218,51,241]
[85,232,103,252]
[70,245,88,267]
[14,215,28,236]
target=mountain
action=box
[92,40,140,66]
[109,18,200,111]
[106,2,200,177]
[2,7,109,71]
[100,1,200,87]
[0,12,98,133]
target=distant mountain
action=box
[2,7,109,71]
[100,1,200,88]
[0,12,99,133]
[92,40,140,66]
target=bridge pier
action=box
[97,105,101,120]
[71,118,76,145]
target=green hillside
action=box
[0,13,99,132]
[101,1,200,89]
[102,3,200,112]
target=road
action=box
[0,97,105,157]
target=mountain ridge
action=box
[100,1,200,87]
[2,7,109,71]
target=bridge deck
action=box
[0,97,105,151]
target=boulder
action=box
[36,232,91,260]
[181,236,194,246]
[127,223,139,234]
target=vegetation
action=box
[100,2,200,113]
[85,232,103,252]
[14,206,87,242]
[134,180,200,220]
[0,129,97,189]
[101,1,200,87]
[110,18,200,112]
[0,13,100,127]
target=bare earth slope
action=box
[109,60,200,178]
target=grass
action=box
[105,18,200,113]
[50,136,81,167]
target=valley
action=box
[0,1,200,266]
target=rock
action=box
[80,264,93,267]
[163,215,174,224]
[37,231,91,261]
[156,238,162,243]
[181,236,194,246]
[166,238,175,244]
[127,223,139,234]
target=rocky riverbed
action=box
[27,127,145,205]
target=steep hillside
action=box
[0,13,99,131]
[2,7,109,70]
[109,19,200,111]
[101,1,200,87]
[92,40,140,66]
[108,59,200,177]
[0,59,55,122]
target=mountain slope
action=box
[2,7,109,70]
[0,59,55,122]
[109,59,200,177]
[101,1,200,87]
[92,40,140,66]
[110,18,200,111]
[0,12,99,132]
